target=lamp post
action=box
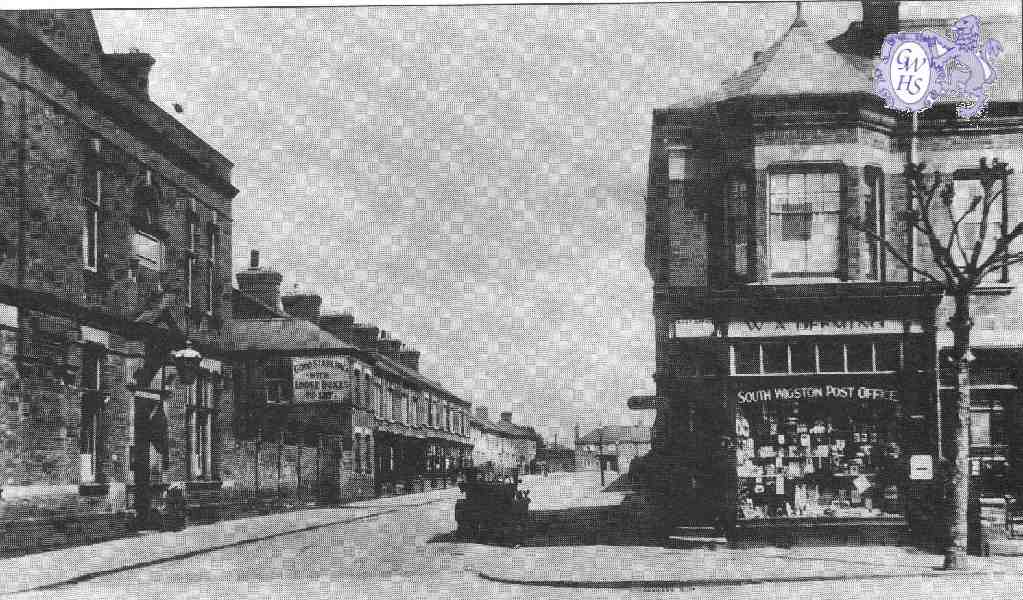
[598,426,605,487]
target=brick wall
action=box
[0,11,236,552]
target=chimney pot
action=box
[250,250,259,269]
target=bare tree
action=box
[854,158,1016,569]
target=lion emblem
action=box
[927,15,1003,118]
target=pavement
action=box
[0,486,462,597]
[468,544,1019,589]
[4,471,1023,598]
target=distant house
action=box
[575,425,652,473]
[536,442,578,473]
[470,408,538,474]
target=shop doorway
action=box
[317,435,342,504]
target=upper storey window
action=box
[667,146,689,207]
[862,166,885,280]
[726,173,753,279]
[951,170,1009,283]
[769,168,842,277]
[82,170,101,272]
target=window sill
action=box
[756,277,843,285]
[970,284,1015,296]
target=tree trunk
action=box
[944,296,973,570]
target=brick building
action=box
[641,1,1022,547]
[575,425,651,474]
[469,408,539,475]
[231,251,472,500]
[229,251,376,506]
[0,10,236,550]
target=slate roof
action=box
[231,317,355,354]
[576,425,651,446]
[672,12,1021,110]
[470,415,537,440]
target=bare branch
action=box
[904,216,957,281]
[980,252,1023,279]
[870,223,945,285]
[970,185,1000,272]
[976,211,1023,277]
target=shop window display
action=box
[735,395,902,520]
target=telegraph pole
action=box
[598,427,605,486]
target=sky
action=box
[93,1,1015,440]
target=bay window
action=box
[862,166,885,280]
[769,169,842,277]
[726,173,753,278]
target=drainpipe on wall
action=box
[907,112,919,281]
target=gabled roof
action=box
[232,317,355,354]
[576,425,651,446]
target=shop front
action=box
[724,316,937,545]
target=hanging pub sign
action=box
[292,357,353,403]
[728,319,922,338]
[736,385,899,405]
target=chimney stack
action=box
[350,324,380,352]
[476,406,489,421]
[102,50,156,100]
[236,249,283,312]
[378,336,403,357]
[500,412,512,423]
[281,285,322,323]
[319,312,355,341]
[397,349,420,371]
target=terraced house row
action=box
[0,9,472,554]
[232,250,473,503]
